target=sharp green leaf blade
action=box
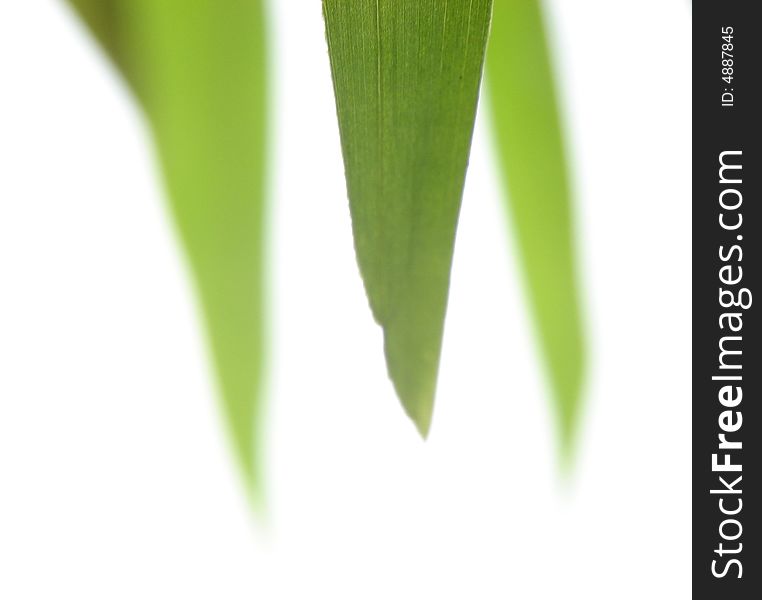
[322,0,493,436]
[68,1,269,505]
[487,0,585,459]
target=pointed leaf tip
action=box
[486,0,587,458]
[67,0,269,503]
[323,0,493,433]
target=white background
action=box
[0,1,691,598]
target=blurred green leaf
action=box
[487,0,585,458]
[68,0,269,505]
[322,0,493,435]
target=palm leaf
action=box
[68,0,269,504]
[322,0,493,435]
[487,0,585,459]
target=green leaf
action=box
[67,0,269,505]
[486,0,585,459]
[322,0,493,436]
